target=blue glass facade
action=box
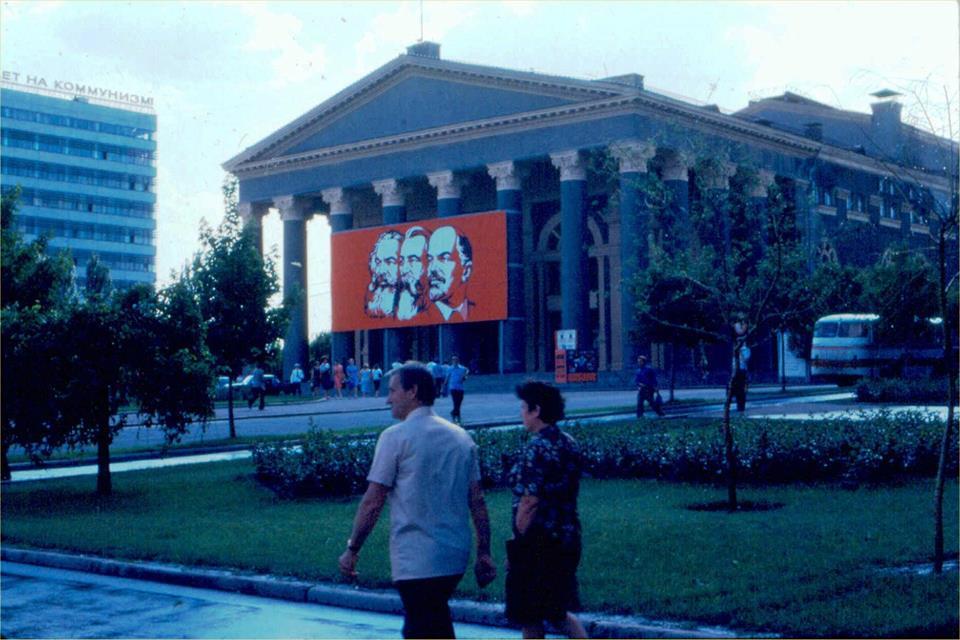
[0,88,157,289]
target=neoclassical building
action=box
[224,42,957,380]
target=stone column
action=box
[238,202,267,255]
[274,195,310,379]
[701,159,738,252]
[372,179,409,366]
[611,141,656,370]
[661,150,692,250]
[550,150,590,344]
[427,170,465,363]
[322,188,355,365]
[488,161,525,373]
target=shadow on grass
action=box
[685,500,785,512]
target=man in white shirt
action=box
[338,363,496,638]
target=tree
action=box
[54,258,215,495]
[636,160,811,510]
[0,187,75,480]
[309,332,333,365]
[190,177,289,438]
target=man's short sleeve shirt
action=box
[367,407,481,581]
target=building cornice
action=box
[229,90,954,195]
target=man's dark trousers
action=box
[450,390,465,421]
[637,386,663,417]
[394,573,463,638]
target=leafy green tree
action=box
[0,187,75,480]
[54,258,215,495]
[636,161,811,510]
[190,177,289,437]
[309,332,332,365]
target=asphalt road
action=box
[0,562,512,639]
[105,385,837,451]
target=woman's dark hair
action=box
[515,380,565,424]
[393,362,436,406]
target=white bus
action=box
[810,313,947,383]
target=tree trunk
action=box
[228,376,237,439]
[933,225,957,574]
[669,342,676,402]
[723,375,738,511]
[780,330,787,392]
[1,441,11,482]
[96,421,112,496]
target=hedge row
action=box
[253,412,958,498]
[856,377,953,403]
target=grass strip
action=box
[2,460,956,637]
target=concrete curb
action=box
[1,546,743,638]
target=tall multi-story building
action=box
[1,76,157,290]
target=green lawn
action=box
[2,461,956,637]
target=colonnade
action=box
[239,141,785,377]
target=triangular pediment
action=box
[225,54,630,171]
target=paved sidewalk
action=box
[1,547,743,639]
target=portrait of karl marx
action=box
[364,229,402,318]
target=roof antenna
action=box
[418,0,424,42]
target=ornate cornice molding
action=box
[372,179,405,207]
[550,150,586,182]
[426,170,463,199]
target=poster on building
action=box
[332,211,508,331]
[565,349,598,383]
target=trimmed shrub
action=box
[856,377,951,403]
[254,411,957,498]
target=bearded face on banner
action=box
[365,230,402,318]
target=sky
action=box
[1,0,957,336]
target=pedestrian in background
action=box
[431,359,445,397]
[346,358,360,398]
[445,355,469,423]
[731,338,751,412]
[634,355,664,418]
[247,361,267,411]
[333,360,345,399]
[372,363,384,397]
[505,381,586,639]
[289,363,304,396]
[339,363,496,639]
[359,363,373,397]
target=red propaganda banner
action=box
[331,211,508,331]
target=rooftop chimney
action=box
[870,89,903,159]
[406,41,441,59]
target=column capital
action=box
[273,195,309,222]
[321,187,351,216]
[487,161,523,191]
[660,149,693,182]
[610,140,656,174]
[833,186,851,200]
[372,179,405,207]
[238,201,267,226]
[700,159,738,190]
[426,170,464,199]
[747,169,778,198]
[550,149,586,182]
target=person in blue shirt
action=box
[346,358,360,398]
[634,355,664,418]
[445,355,469,423]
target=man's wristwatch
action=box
[346,538,361,554]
